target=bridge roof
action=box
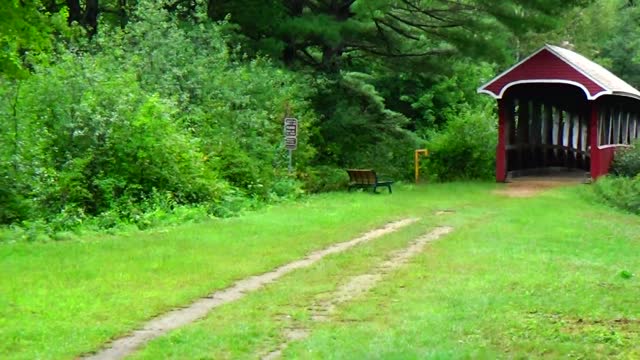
[478,44,640,101]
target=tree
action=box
[518,0,640,88]
[207,0,586,72]
[0,0,63,77]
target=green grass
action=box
[0,183,495,359]
[131,185,640,359]
[283,189,640,359]
[129,217,454,360]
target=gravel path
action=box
[495,175,586,197]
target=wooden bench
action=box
[346,169,394,194]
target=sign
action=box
[284,118,298,150]
[284,118,298,136]
[285,137,297,148]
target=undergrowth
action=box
[0,180,308,243]
[593,143,640,214]
[592,175,640,214]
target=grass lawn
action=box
[282,188,640,359]
[2,182,639,359]
[133,185,640,359]
[0,183,491,359]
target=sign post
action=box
[284,118,298,174]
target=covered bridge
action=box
[478,44,640,182]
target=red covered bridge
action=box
[478,44,640,182]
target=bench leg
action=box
[387,185,392,194]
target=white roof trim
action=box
[479,79,611,100]
[477,44,640,100]
[609,91,640,101]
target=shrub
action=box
[424,104,497,181]
[300,166,350,193]
[592,175,640,214]
[611,141,640,177]
[0,170,32,224]
[269,177,305,200]
[0,5,319,230]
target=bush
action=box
[301,166,350,193]
[269,177,305,200]
[0,5,319,230]
[0,170,32,224]
[424,104,497,181]
[611,141,640,177]
[592,175,640,214]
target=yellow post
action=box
[414,150,419,184]
[414,149,429,184]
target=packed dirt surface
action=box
[495,176,587,198]
[83,218,418,360]
[262,226,453,360]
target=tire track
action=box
[83,218,418,360]
[262,226,453,360]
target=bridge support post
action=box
[496,99,507,182]
[589,102,602,180]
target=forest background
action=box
[2,0,639,237]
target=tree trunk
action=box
[117,0,128,29]
[66,0,99,35]
[319,1,351,71]
[11,81,20,173]
[207,0,227,19]
[85,0,99,35]
[67,0,83,25]
[282,0,304,66]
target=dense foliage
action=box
[0,5,319,230]
[6,0,640,236]
[611,141,640,177]
[593,176,640,214]
[424,103,497,182]
[593,140,640,214]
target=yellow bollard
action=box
[415,149,429,184]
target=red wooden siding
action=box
[482,49,606,99]
[590,146,616,179]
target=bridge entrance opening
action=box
[502,84,590,180]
